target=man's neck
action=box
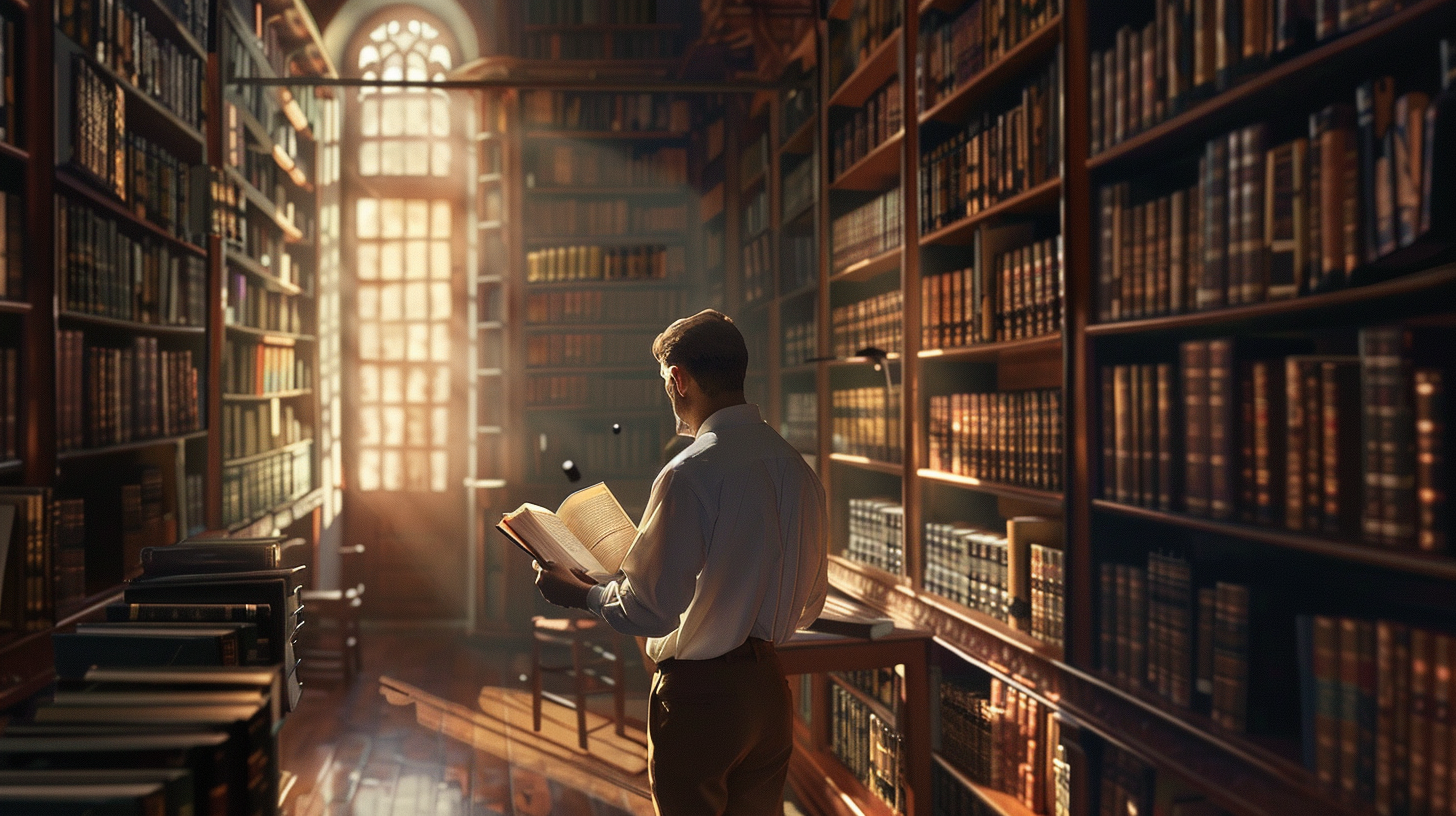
[689,394,748,435]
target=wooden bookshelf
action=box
[831,129,903,192]
[773,0,1456,813]
[1086,0,1456,173]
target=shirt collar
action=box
[696,403,763,437]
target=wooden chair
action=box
[297,544,366,687]
[530,615,625,751]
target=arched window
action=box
[355,17,454,177]
[347,10,464,494]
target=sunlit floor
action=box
[278,629,810,815]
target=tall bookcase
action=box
[215,0,334,539]
[712,0,1456,815]
[0,0,338,714]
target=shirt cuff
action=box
[586,583,609,616]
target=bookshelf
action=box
[0,0,338,719]
[740,0,1456,814]
[216,0,334,538]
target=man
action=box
[535,309,828,816]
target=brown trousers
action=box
[648,638,793,816]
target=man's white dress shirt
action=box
[585,403,828,662]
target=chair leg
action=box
[613,635,626,738]
[572,638,588,751]
[531,636,544,733]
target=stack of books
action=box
[0,535,306,811]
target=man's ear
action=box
[668,365,690,398]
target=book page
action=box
[501,504,609,576]
[557,483,638,574]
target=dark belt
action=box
[657,637,775,672]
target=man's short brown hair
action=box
[652,310,748,396]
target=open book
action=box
[497,483,638,582]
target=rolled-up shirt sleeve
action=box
[586,468,708,637]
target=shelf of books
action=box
[216,0,335,538]
[513,87,693,522]
[787,0,1456,813]
[514,0,684,63]
[0,3,329,794]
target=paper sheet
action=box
[557,483,637,574]
[500,504,609,576]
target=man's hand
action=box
[534,561,599,610]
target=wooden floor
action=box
[279,629,652,816]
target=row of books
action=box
[525,244,684,283]
[0,488,59,632]
[831,77,902,181]
[783,318,817,368]
[923,521,1010,622]
[742,232,773,305]
[931,762,1002,816]
[523,375,666,409]
[923,517,1064,640]
[59,10,205,131]
[1097,60,1453,322]
[921,232,1063,349]
[833,385,904,465]
[1099,559,1253,732]
[0,191,15,302]
[56,196,209,326]
[832,187,902,271]
[528,422,666,480]
[938,676,1055,814]
[0,346,15,460]
[1088,0,1420,156]
[526,143,687,187]
[221,402,310,462]
[226,273,306,335]
[525,289,687,325]
[183,472,204,538]
[926,388,1064,491]
[917,0,1062,112]
[222,341,311,396]
[69,60,202,244]
[520,30,679,60]
[524,0,657,25]
[784,153,818,222]
[1297,615,1456,814]
[846,498,905,575]
[523,200,688,237]
[522,91,691,134]
[919,57,1062,235]
[782,232,817,293]
[836,667,901,715]
[56,333,201,451]
[116,467,172,583]
[782,391,817,451]
[222,444,312,527]
[1031,537,1066,650]
[525,332,657,368]
[233,131,304,212]
[0,16,15,145]
[1102,332,1449,550]
[832,289,903,358]
[828,0,902,91]
[742,187,769,239]
[220,20,301,136]
[830,679,905,813]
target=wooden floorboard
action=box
[279,629,652,816]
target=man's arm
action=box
[585,468,708,637]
